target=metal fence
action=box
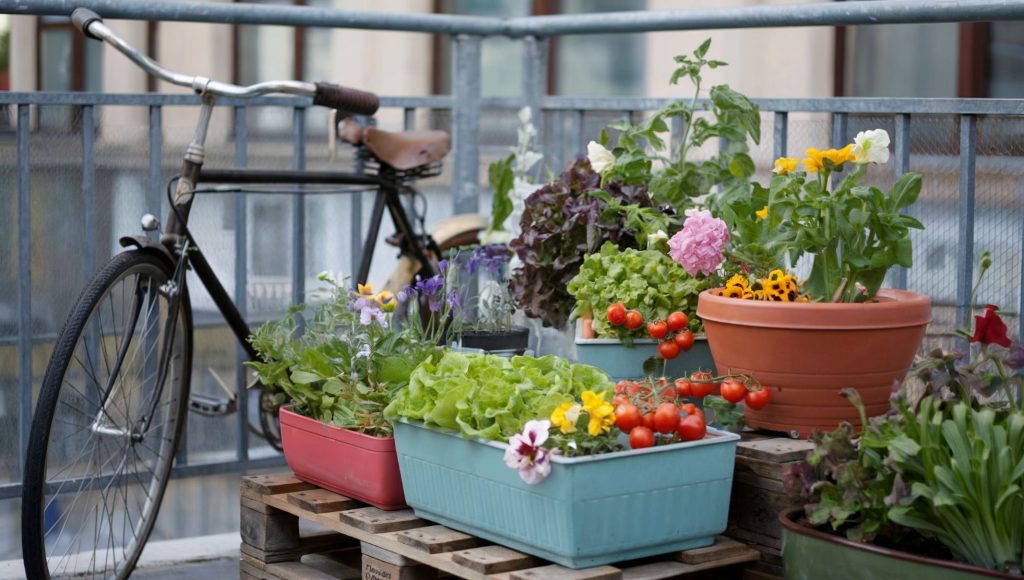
[2,0,1024,520]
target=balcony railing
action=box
[1,0,1023,514]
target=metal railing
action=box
[1,0,1023,502]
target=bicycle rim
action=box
[22,252,192,580]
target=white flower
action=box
[517,106,532,126]
[851,129,891,165]
[586,141,615,174]
[515,150,543,175]
[647,229,668,248]
[784,252,815,285]
[502,420,553,485]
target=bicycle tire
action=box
[22,251,192,580]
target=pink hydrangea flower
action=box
[668,209,730,276]
[503,420,552,485]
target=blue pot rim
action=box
[396,419,739,465]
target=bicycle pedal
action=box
[188,393,237,416]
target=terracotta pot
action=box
[696,289,931,438]
[780,508,1018,579]
[279,405,406,510]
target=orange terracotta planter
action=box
[696,289,931,438]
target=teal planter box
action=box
[393,420,739,569]
[576,332,716,381]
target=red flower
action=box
[971,304,1012,348]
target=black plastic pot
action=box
[457,327,530,354]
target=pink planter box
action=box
[279,406,406,510]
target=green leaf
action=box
[488,154,515,231]
[694,37,711,58]
[728,153,756,178]
[889,173,923,211]
[290,370,322,385]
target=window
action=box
[988,22,1024,97]
[37,16,102,130]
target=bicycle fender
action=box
[119,235,176,268]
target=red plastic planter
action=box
[279,405,406,510]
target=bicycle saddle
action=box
[339,118,451,170]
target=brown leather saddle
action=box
[338,118,451,170]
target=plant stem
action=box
[676,77,702,166]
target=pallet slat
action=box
[450,545,539,575]
[397,524,482,554]
[288,489,360,514]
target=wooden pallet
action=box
[240,472,760,580]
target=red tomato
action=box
[658,340,680,360]
[720,380,748,404]
[612,394,629,407]
[689,371,717,398]
[614,403,643,432]
[673,330,695,352]
[625,310,644,330]
[667,311,689,332]
[653,402,681,434]
[679,403,704,420]
[745,388,771,410]
[674,379,693,398]
[642,412,656,430]
[629,426,655,449]
[677,413,707,442]
[615,380,631,395]
[606,303,627,326]
[647,320,668,339]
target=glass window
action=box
[555,0,646,97]
[845,24,958,98]
[988,22,1024,97]
[237,1,296,134]
[437,1,529,98]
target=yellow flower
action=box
[755,206,769,221]
[802,148,825,174]
[551,402,582,434]
[822,144,856,168]
[721,286,744,299]
[581,391,614,436]
[726,274,750,290]
[357,283,375,297]
[773,157,799,175]
[375,290,396,313]
[767,270,787,282]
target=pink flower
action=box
[503,420,552,485]
[668,209,730,276]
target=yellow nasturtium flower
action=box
[581,391,615,436]
[822,144,856,167]
[802,148,825,174]
[375,290,396,313]
[755,206,769,221]
[357,283,375,297]
[772,157,799,175]
[551,402,582,434]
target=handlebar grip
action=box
[313,82,379,116]
[71,8,104,40]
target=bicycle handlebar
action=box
[70,7,380,116]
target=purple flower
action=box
[447,290,463,311]
[668,209,730,276]
[468,244,512,275]
[438,259,450,274]
[503,420,552,485]
[416,275,444,295]
[1005,343,1024,370]
[396,284,416,304]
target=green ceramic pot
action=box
[780,508,1018,579]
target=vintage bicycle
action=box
[21,9,485,579]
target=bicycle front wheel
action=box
[22,251,192,580]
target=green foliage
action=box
[601,39,760,214]
[566,242,709,341]
[247,277,440,436]
[488,153,515,232]
[717,165,924,302]
[384,351,615,441]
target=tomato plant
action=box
[614,403,643,432]
[680,402,704,421]
[606,302,627,326]
[658,340,681,360]
[673,330,694,352]
[720,380,748,404]
[666,311,689,332]
[629,426,655,449]
[676,413,707,442]
[653,402,681,434]
[745,387,771,410]
[647,320,668,339]
[689,371,717,398]
[625,310,644,330]
[674,378,693,398]
[642,411,656,430]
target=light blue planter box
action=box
[393,420,739,569]
[575,330,717,381]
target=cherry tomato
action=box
[614,403,643,432]
[642,412,656,430]
[647,320,668,339]
[653,402,681,434]
[677,413,707,442]
[615,380,631,395]
[607,303,627,326]
[673,330,695,352]
[745,388,771,410]
[625,310,644,330]
[674,379,693,398]
[667,311,689,332]
[612,394,629,407]
[689,371,717,398]
[629,426,655,449]
[658,340,680,360]
[720,380,748,404]
[679,403,705,420]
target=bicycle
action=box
[21,9,486,579]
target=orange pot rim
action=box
[696,288,931,330]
